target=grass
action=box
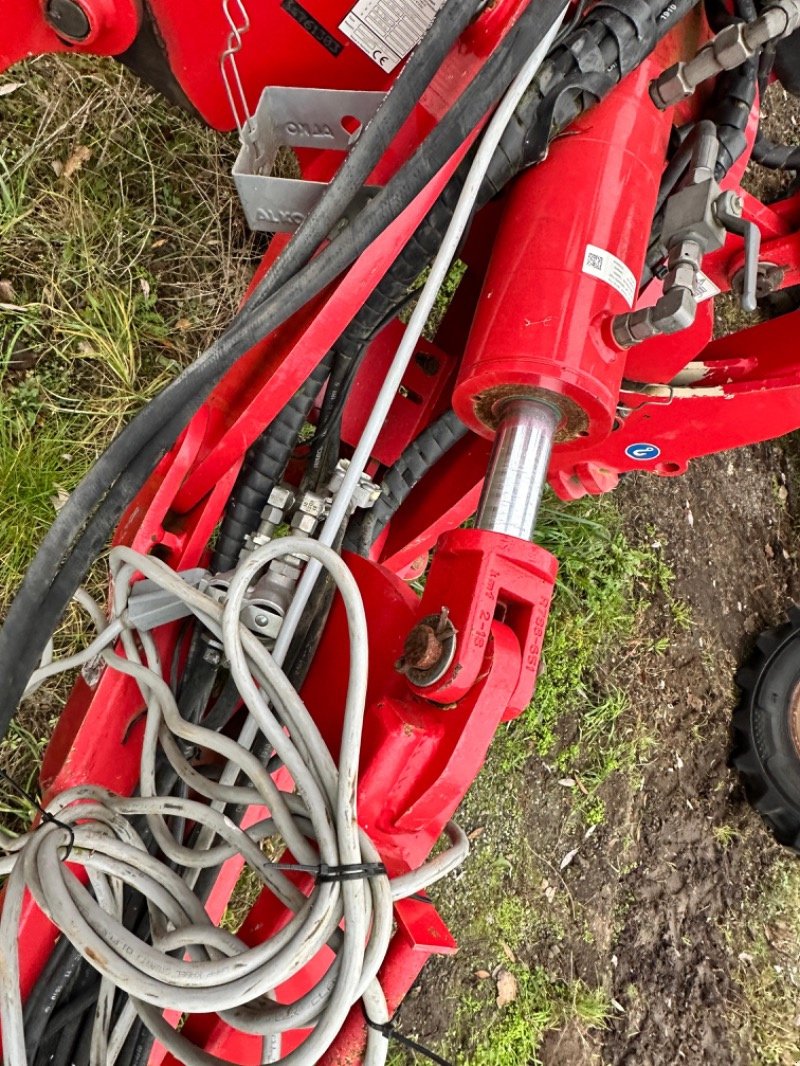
[455,967,609,1066]
[0,56,260,797]
[0,56,260,601]
[731,858,800,1065]
[5,45,798,1066]
[488,494,658,824]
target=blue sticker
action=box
[625,442,661,462]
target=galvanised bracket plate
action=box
[233,86,384,232]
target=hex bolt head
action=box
[45,0,91,41]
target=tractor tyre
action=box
[732,607,800,853]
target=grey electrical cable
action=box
[275,3,569,665]
[4,9,569,1061]
[0,541,468,1065]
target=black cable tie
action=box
[274,860,388,883]
[39,810,76,861]
[0,768,75,860]
[364,1011,454,1066]
[317,862,387,883]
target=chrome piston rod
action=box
[475,397,560,540]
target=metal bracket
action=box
[127,569,208,631]
[233,86,384,233]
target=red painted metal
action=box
[340,325,456,467]
[552,309,800,491]
[1,0,140,71]
[453,54,678,446]
[10,0,800,1062]
[406,528,558,719]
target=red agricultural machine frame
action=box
[4,0,800,1062]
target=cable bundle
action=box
[0,540,467,1065]
[0,0,703,1056]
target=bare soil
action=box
[602,445,799,1065]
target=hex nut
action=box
[650,63,692,108]
[291,512,317,535]
[662,262,697,292]
[297,492,326,518]
[714,24,750,68]
[268,485,295,510]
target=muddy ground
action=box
[398,441,800,1064]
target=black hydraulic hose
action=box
[17,11,562,1057]
[344,410,469,555]
[752,130,800,168]
[253,0,485,306]
[0,0,562,728]
[482,0,702,196]
[18,0,708,1053]
[211,351,333,574]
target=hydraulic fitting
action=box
[651,0,800,109]
[613,124,762,346]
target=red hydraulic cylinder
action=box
[453,57,675,447]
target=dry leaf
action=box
[0,81,24,98]
[500,941,516,963]
[495,969,518,1008]
[467,826,485,841]
[0,280,17,303]
[176,317,193,332]
[151,238,168,249]
[473,969,491,980]
[51,487,70,513]
[62,144,92,179]
[559,847,579,870]
[558,777,576,788]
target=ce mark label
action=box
[370,48,394,71]
[624,442,661,462]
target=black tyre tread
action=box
[732,613,800,852]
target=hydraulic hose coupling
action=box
[650,0,800,108]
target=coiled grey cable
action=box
[0,541,467,1065]
[0,9,568,1060]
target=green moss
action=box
[453,966,609,1066]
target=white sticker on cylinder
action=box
[340,0,446,72]
[581,243,637,308]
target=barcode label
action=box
[340,0,446,72]
[581,243,637,308]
